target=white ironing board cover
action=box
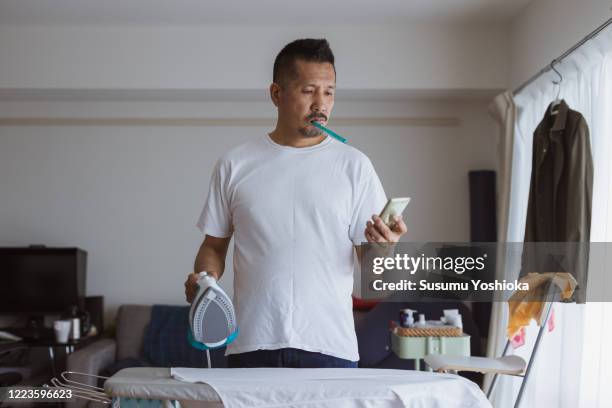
[105,367,491,408]
[424,354,526,375]
[172,367,491,408]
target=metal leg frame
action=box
[486,294,556,408]
[513,300,554,408]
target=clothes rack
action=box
[513,17,612,95]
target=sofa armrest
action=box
[67,337,117,376]
[66,338,116,408]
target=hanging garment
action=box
[522,99,593,302]
[506,272,576,339]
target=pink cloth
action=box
[510,306,556,350]
[548,307,556,332]
[511,327,526,349]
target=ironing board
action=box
[105,368,222,408]
[104,367,492,408]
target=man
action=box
[184,38,406,368]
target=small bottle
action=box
[414,313,427,328]
[62,305,81,340]
[70,317,80,340]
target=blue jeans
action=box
[227,348,358,368]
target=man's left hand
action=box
[365,215,407,243]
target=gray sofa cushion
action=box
[115,305,152,361]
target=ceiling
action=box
[0,0,534,26]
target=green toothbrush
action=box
[310,121,348,143]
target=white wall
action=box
[509,0,612,88]
[0,24,509,91]
[0,98,497,323]
[0,18,506,325]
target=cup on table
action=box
[53,320,72,343]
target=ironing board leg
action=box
[486,340,510,399]
[513,300,554,408]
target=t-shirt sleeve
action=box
[196,159,233,238]
[349,158,388,246]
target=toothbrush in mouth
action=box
[310,120,348,143]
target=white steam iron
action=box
[188,272,239,360]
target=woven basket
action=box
[393,325,463,337]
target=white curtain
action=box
[490,26,612,408]
[485,91,516,400]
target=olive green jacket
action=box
[522,100,592,301]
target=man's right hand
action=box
[184,273,199,303]
[188,235,230,303]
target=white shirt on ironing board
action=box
[197,133,387,362]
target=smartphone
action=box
[379,197,411,226]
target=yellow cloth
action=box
[507,272,577,339]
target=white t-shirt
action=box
[197,134,387,361]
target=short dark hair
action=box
[273,38,336,85]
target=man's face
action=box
[273,59,336,138]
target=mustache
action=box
[307,113,328,122]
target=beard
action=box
[298,125,324,138]
[299,114,327,138]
